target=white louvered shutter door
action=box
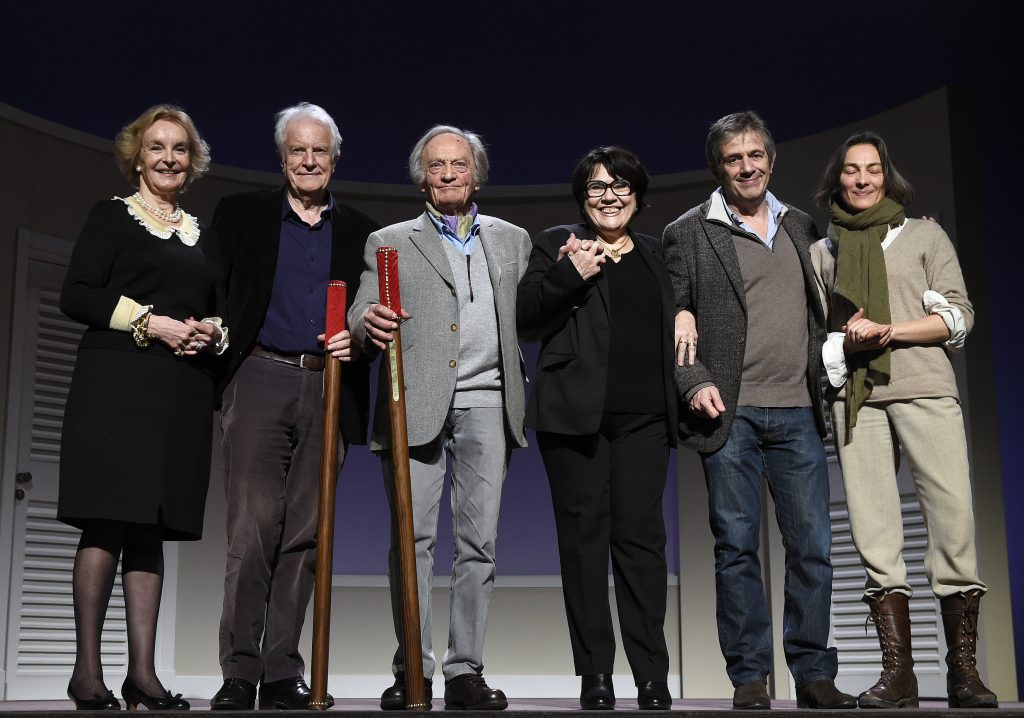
[3,252,128,699]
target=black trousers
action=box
[537,413,670,682]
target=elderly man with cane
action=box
[350,124,531,711]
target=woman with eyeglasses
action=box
[517,147,677,710]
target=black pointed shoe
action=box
[580,674,615,710]
[381,671,433,710]
[258,676,332,710]
[211,678,256,710]
[637,681,671,710]
[121,677,189,711]
[68,683,121,711]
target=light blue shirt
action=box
[425,203,481,256]
[712,188,787,250]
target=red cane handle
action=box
[376,246,402,314]
[325,281,347,340]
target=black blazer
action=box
[517,223,678,443]
[211,187,380,444]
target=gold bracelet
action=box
[131,311,151,348]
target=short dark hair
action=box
[706,111,775,182]
[571,146,650,217]
[813,130,915,210]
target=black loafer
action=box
[211,678,256,711]
[444,672,507,711]
[258,676,332,710]
[580,674,615,710]
[637,681,671,710]
[796,679,857,709]
[381,671,433,710]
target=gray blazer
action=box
[349,211,531,451]
[662,198,827,453]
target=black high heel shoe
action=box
[121,676,190,711]
[67,682,121,710]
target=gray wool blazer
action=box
[349,211,531,451]
[662,198,828,453]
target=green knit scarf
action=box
[829,195,904,433]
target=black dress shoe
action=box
[733,680,771,710]
[795,679,857,709]
[381,671,433,710]
[637,681,671,710]
[211,678,256,710]
[68,682,121,710]
[580,674,615,710]
[121,677,189,711]
[444,673,507,710]
[258,676,332,710]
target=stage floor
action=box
[1,696,1023,715]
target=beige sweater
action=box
[810,219,973,403]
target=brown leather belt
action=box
[250,345,325,371]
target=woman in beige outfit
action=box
[810,131,996,710]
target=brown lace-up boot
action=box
[941,590,999,708]
[858,592,919,709]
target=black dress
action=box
[58,198,223,540]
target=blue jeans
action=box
[700,406,836,688]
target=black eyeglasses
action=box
[585,179,632,197]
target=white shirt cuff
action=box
[923,290,966,351]
[201,317,230,355]
[823,332,848,388]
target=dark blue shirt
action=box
[257,192,334,353]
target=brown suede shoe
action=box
[733,680,770,710]
[796,679,856,709]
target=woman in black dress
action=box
[517,148,677,710]
[59,105,226,711]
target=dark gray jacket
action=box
[662,198,827,453]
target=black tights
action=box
[69,521,167,699]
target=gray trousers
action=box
[218,354,345,684]
[382,406,509,681]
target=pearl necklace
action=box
[132,192,182,223]
[597,236,631,259]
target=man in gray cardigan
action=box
[663,112,855,710]
[350,125,530,712]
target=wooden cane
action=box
[377,247,428,710]
[310,280,346,710]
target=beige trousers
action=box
[831,396,986,598]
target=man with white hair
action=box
[350,124,531,711]
[210,102,379,710]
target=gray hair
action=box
[408,124,489,188]
[274,102,342,160]
[706,110,775,180]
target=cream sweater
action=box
[810,219,973,403]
